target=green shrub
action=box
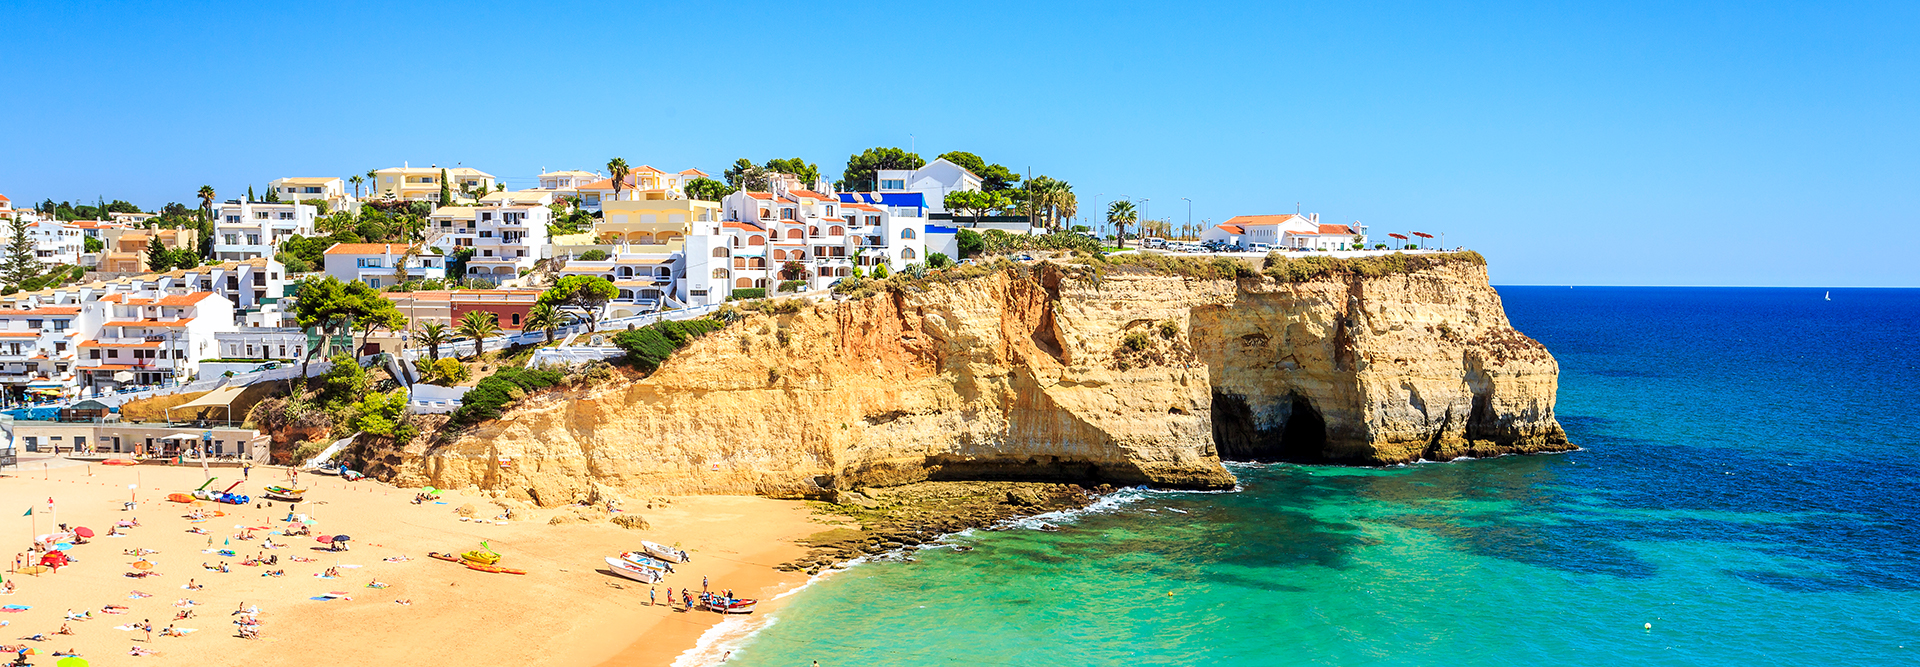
[316,354,367,408]
[1158,321,1180,339]
[730,288,765,300]
[426,357,469,384]
[450,365,569,424]
[611,318,727,372]
[577,249,609,261]
[1261,250,1485,283]
[1123,332,1151,351]
[778,279,807,293]
[927,252,954,269]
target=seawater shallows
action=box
[718,287,1920,666]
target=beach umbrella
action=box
[333,535,351,543]
[73,527,95,538]
[1410,231,1434,249]
[57,656,89,667]
[316,535,333,544]
[132,560,153,570]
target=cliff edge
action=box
[375,254,1570,505]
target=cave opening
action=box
[1210,393,1329,462]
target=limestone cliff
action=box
[370,256,1569,505]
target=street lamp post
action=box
[1181,197,1191,240]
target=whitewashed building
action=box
[26,220,82,266]
[1202,214,1368,250]
[875,157,983,213]
[212,200,317,261]
[77,291,237,390]
[268,177,353,212]
[322,243,445,288]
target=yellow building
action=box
[593,198,719,250]
[372,166,496,203]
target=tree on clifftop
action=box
[838,147,923,192]
[537,275,617,332]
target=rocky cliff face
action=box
[370,257,1569,506]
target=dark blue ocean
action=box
[718,287,1920,666]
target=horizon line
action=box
[1492,284,1919,289]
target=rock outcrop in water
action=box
[368,255,1569,505]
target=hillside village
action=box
[0,149,1456,464]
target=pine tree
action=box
[2,217,41,288]
[146,235,171,272]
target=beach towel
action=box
[0,605,27,612]
[128,591,152,598]
[114,624,139,631]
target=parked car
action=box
[1246,242,1272,252]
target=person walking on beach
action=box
[703,575,708,591]
[649,587,656,606]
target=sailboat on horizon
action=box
[1825,291,1831,301]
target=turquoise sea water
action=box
[724,287,1920,666]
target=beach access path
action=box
[0,460,821,666]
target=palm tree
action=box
[366,169,380,198]
[607,158,631,202]
[525,303,563,345]
[196,185,216,221]
[413,322,450,361]
[1107,201,1137,249]
[456,310,501,357]
[349,175,364,198]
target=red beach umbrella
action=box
[1410,231,1434,249]
[73,527,95,538]
[316,535,334,544]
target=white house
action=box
[694,181,926,301]
[536,170,600,190]
[77,291,237,391]
[428,204,551,284]
[212,200,317,261]
[322,243,445,289]
[875,157,983,213]
[1202,214,1368,250]
[26,220,82,266]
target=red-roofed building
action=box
[1201,213,1369,250]
[322,243,445,288]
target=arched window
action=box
[712,268,729,279]
[791,250,805,260]
[759,208,771,220]
[786,229,804,240]
[771,249,786,261]
[809,226,820,237]
[901,248,917,260]
[748,235,765,246]
[829,226,844,236]
[731,236,741,248]
[735,277,753,288]
[618,267,633,277]
[618,289,633,299]
[511,313,522,325]
[750,257,767,268]
[712,247,729,258]
[900,228,916,239]
[754,279,767,288]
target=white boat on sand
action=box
[605,556,663,584]
[642,541,688,563]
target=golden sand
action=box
[0,460,817,666]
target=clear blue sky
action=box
[2,1,1914,286]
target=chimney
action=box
[1309,213,1319,224]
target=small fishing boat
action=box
[427,552,461,563]
[460,549,500,565]
[261,486,305,502]
[618,552,669,572]
[698,592,757,614]
[642,541,686,563]
[604,556,663,583]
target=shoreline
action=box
[0,458,824,667]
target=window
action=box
[174,350,185,359]
[254,211,269,219]
[89,350,100,360]
[481,212,493,221]
[881,179,905,190]
[901,229,916,239]
[107,349,118,359]
[226,216,240,223]
[277,212,294,220]
[479,231,493,238]
[357,258,383,268]
[26,319,40,328]
[304,186,321,194]
[511,313,521,325]
[368,278,381,288]
[780,208,796,220]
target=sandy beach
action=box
[0,456,820,666]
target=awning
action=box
[171,384,246,412]
[158,433,203,441]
